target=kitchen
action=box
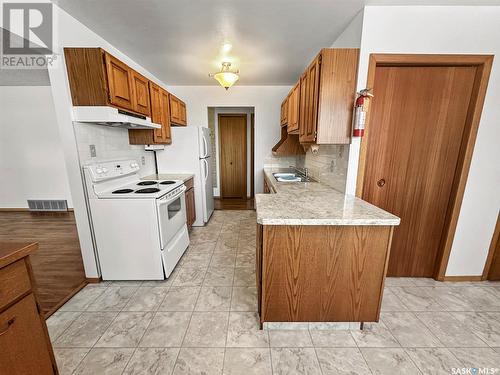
[1,1,500,374]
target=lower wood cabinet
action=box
[185,178,196,229]
[0,243,57,374]
[256,225,393,324]
[263,178,275,194]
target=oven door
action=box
[157,186,187,250]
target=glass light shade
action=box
[213,71,239,90]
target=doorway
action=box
[219,114,248,200]
[357,54,492,279]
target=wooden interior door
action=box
[362,65,477,277]
[219,115,247,199]
[104,53,134,110]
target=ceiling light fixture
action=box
[209,62,239,90]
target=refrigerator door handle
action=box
[203,158,209,182]
[202,136,208,158]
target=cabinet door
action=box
[299,72,308,138]
[287,81,300,134]
[149,82,162,125]
[0,294,54,375]
[185,188,195,228]
[155,89,172,144]
[179,101,187,125]
[170,95,187,126]
[300,55,321,143]
[169,95,181,124]
[131,71,151,116]
[280,98,288,126]
[104,52,134,110]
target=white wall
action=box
[47,5,174,277]
[157,86,291,195]
[331,11,363,48]
[73,123,156,177]
[348,6,500,276]
[213,107,254,197]
[0,86,73,208]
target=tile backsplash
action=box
[296,144,349,192]
[73,123,156,177]
[263,155,298,169]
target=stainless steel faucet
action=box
[290,166,310,181]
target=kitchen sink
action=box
[273,172,314,182]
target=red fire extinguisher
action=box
[353,89,373,137]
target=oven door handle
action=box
[157,185,186,250]
[158,185,187,206]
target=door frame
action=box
[355,53,493,280]
[218,113,248,199]
[250,113,255,198]
[482,212,500,280]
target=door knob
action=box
[377,179,386,187]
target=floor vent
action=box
[27,200,68,212]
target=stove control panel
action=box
[85,159,141,182]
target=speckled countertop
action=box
[142,173,194,183]
[256,168,400,226]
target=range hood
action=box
[72,106,160,129]
[272,127,305,156]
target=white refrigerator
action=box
[156,127,214,226]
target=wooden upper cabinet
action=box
[287,81,300,134]
[104,52,135,110]
[131,71,151,116]
[315,48,359,144]
[156,88,172,144]
[280,98,288,126]
[272,48,359,145]
[170,94,187,126]
[149,82,162,125]
[129,82,171,145]
[299,54,321,143]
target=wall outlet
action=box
[141,156,146,165]
[89,144,97,158]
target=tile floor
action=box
[47,210,500,374]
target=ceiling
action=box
[52,0,500,86]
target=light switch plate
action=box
[90,144,97,157]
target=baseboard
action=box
[43,280,87,319]
[86,277,102,283]
[0,208,74,212]
[442,275,483,282]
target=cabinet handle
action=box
[0,317,16,336]
[377,179,386,187]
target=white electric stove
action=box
[83,159,190,280]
